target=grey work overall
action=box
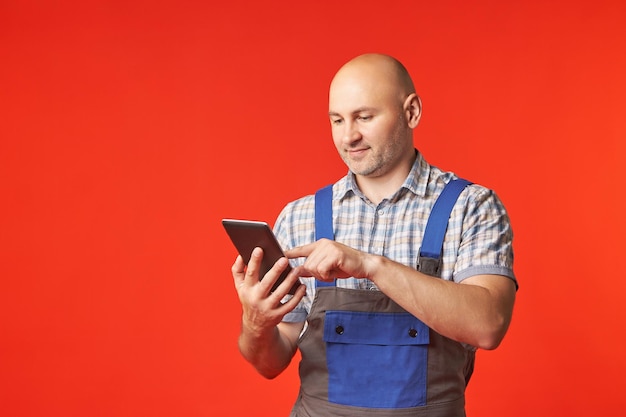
[289,180,474,417]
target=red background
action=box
[1,1,625,415]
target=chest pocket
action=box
[323,311,430,409]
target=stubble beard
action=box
[342,149,387,177]
[342,130,410,178]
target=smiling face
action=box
[328,54,421,183]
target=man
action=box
[232,53,516,416]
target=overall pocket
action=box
[323,311,430,409]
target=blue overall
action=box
[289,179,475,417]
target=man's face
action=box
[328,72,412,179]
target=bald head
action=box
[327,54,422,189]
[330,53,416,106]
[328,53,421,131]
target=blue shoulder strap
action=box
[314,184,334,241]
[418,178,472,276]
[314,184,335,287]
[313,178,471,282]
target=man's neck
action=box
[355,152,416,205]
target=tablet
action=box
[222,219,300,295]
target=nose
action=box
[342,120,362,144]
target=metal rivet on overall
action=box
[408,328,418,338]
[335,325,344,335]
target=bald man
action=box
[232,54,517,416]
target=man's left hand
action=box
[285,239,376,282]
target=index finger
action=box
[284,242,315,259]
[243,247,264,285]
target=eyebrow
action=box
[328,107,377,117]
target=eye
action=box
[331,118,344,125]
[357,115,373,121]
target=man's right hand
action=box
[231,247,306,378]
[232,247,305,332]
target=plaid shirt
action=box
[276,151,515,322]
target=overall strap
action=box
[314,184,335,288]
[314,184,334,240]
[418,178,472,277]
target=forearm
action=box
[238,320,301,379]
[368,255,515,350]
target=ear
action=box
[404,93,422,128]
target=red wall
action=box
[2,1,625,415]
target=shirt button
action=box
[408,328,418,338]
[335,325,344,335]
[378,209,385,216]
